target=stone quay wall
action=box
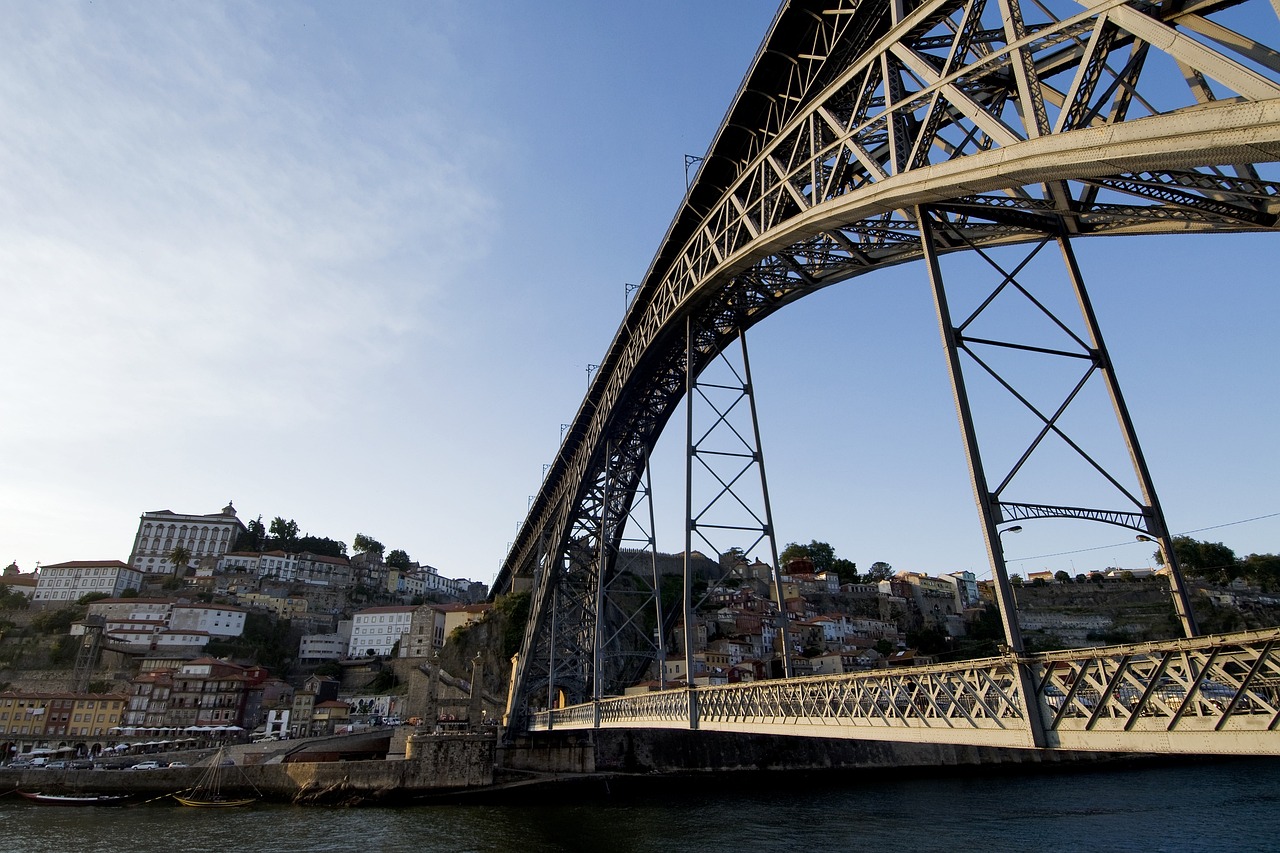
[0,734,495,805]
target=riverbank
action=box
[0,733,497,805]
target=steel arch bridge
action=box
[493,0,1280,754]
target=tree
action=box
[1054,570,1071,583]
[168,544,192,575]
[1242,552,1280,592]
[0,584,30,611]
[294,535,348,558]
[269,517,300,545]
[31,608,78,634]
[386,549,411,569]
[779,540,857,579]
[235,515,267,551]
[353,533,385,558]
[865,561,893,582]
[1160,536,1239,583]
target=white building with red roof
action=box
[128,502,247,575]
[33,560,143,604]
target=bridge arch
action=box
[497,0,1280,722]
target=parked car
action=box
[127,760,162,771]
[167,761,188,768]
[69,759,94,770]
[44,760,68,770]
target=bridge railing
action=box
[1030,627,1280,753]
[529,627,1280,755]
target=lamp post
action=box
[985,524,1026,655]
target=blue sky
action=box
[1,1,1275,587]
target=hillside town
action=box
[0,503,493,765]
[0,502,1276,769]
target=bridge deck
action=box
[530,628,1280,755]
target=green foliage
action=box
[236,516,267,551]
[906,627,947,655]
[204,611,293,672]
[386,549,411,569]
[1242,552,1280,592]
[315,660,342,678]
[967,604,1005,642]
[494,591,531,660]
[77,592,110,606]
[864,561,893,582]
[293,536,347,557]
[1054,571,1072,583]
[269,517,300,544]
[1165,536,1239,583]
[50,634,79,667]
[874,638,894,656]
[0,584,30,611]
[353,533,385,557]
[369,668,399,692]
[86,680,111,694]
[30,607,79,635]
[120,588,139,598]
[779,540,858,579]
[168,544,192,573]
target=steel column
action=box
[739,332,793,678]
[918,206,1028,657]
[1055,236,1199,638]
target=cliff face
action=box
[1010,579,1280,648]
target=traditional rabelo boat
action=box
[172,748,257,807]
[17,791,132,806]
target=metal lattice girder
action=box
[499,0,1280,727]
[1033,627,1280,753]
[535,655,1036,749]
[532,628,1280,756]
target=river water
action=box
[1,758,1277,853]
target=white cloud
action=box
[0,1,496,446]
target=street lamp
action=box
[990,524,1026,655]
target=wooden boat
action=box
[172,747,257,807]
[173,791,257,808]
[17,791,132,806]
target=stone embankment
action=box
[0,729,1133,806]
[0,734,497,805]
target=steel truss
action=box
[533,627,1280,755]
[682,323,792,683]
[918,205,1198,652]
[498,0,1280,732]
